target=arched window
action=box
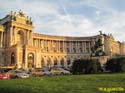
[17,31,24,44]
[41,57,44,67]
[61,58,64,66]
[28,53,34,68]
[67,59,71,65]
[11,52,15,65]
[47,57,51,68]
[54,58,58,66]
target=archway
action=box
[67,59,71,66]
[61,58,64,67]
[11,52,15,66]
[47,57,51,68]
[41,57,45,67]
[54,58,58,66]
[27,53,34,68]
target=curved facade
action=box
[0,11,125,69]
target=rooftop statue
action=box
[18,9,25,17]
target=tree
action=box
[72,59,101,74]
[106,57,125,72]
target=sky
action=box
[0,0,125,41]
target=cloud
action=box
[0,0,125,41]
[99,12,125,41]
[39,14,99,36]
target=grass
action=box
[0,73,125,93]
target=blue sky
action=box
[0,0,125,41]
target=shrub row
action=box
[71,59,102,74]
[106,57,125,72]
[71,57,125,74]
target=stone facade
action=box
[0,11,125,69]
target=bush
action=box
[72,59,101,74]
[106,57,125,72]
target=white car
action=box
[15,70,30,78]
[41,69,52,76]
[37,68,52,76]
[51,67,71,75]
[57,68,71,75]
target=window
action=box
[47,47,49,52]
[47,58,51,67]
[54,48,56,52]
[17,31,24,44]
[61,58,64,66]
[73,48,76,53]
[11,52,15,65]
[60,48,63,52]
[54,58,58,66]
[28,53,34,68]
[67,59,71,65]
[41,57,44,67]
[67,48,70,53]
[80,48,83,53]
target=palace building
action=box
[0,11,125,69]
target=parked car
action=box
[50,68,63,75]
[6,70,17,79]
[57,68,71,75]
[0,70,10,80]
[7,70,29,79]
[15,70,30,78]
[51,67,71,75]
[39,69,52,76]
[31,69,45,77]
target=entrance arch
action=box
[27,53,34,68]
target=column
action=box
[13,27,16,45]
[82,41,84,53]
[27,30,29,45]
[64,41,66,52]
[84,42,86,53]
[9,26,13,46]
[59,41,60,52]
[57,41,59,52]
[39,39,40,48]
[76,41,78,53]
[30,31,33,46]
[52,40,53,52]
[69,41,71,53]
[0,32,3,47]
[89,41,91,53]
[3,32,5,47]
[64,58,67,68]
[25,49,28,68]
[63,41,64,53]
[50,40,52,51]
[28,31,30,45]
[71,41,73,53]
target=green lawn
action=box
[0,74,125,93]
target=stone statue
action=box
[99,30,102,35]
[19,9,25,17]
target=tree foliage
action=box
[72,59,102,74]
[106,57,125,72]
